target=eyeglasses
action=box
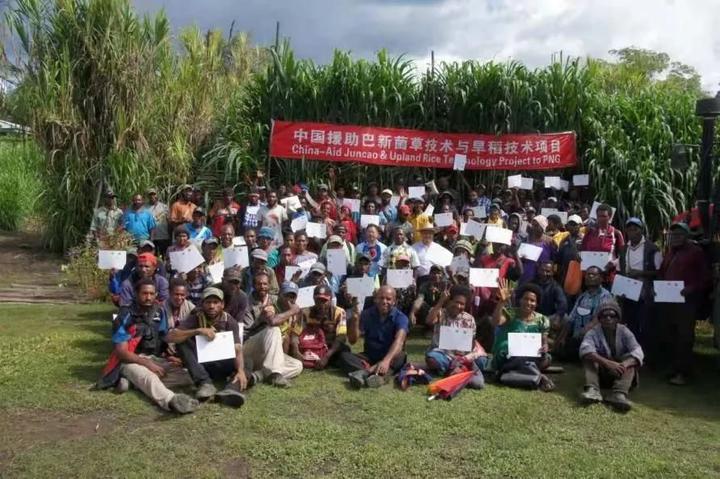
[600,312,618,319]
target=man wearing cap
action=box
[242,271,304,387]
[343,285,409,388]
[118,253,169,307]
[356,225,387,278]
[319,226,356,264]
[486,203,506,227]
[146,188,170,256]
[556,214,584,286]
[618,217,661,355]
[237,187,263,234]
[209,187,240,238]
[221,266,249,322]
[169,184,197,231]
[90,189,124,244]
[138,240,167,276]
[240,248,279,296]
[201,237,222,266]
[387,204,414,241]
[299,284,350,370]
[186,208,212,244]
[300,262,338,298]
[379,189,398,223]
[412,218,440,285]
[407,197,430,243]
[166,287,249,407]
[382,226,420,271]
[658,222,711,385]
[123,193,157,244]
[276,281,303,358]
[256,227,276,258]
[409,264,448,328]
[98,278,197,414]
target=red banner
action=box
[270,120,576,170]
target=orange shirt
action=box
[170,200,197,223]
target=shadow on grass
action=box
[69,311,115,382]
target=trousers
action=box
[244,327,303,379]
[119,355,193,410]
[583,359,635,394]
[335,350,407,375]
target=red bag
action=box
[298,326,328,368]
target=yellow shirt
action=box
[409,213,430,242]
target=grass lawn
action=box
[1,303,719,478]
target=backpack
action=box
[298,326,329,368]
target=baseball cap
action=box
[669,222,690,233]
[202,287,224,301]
[223,266,242,282]
[180,184,193,191]
[258,227,274,239]
[139,240,155,250]
[202,237,219,246]
[327,235,343,245]
[280,281,299,296]
[548,196,558,202]
[192,207,206,216]
[567,214,582,225]
[356,251,372,262]
[381,189,393,196]
[250,249,268,261]
[398,205,411,215]
[317,183,329,190]
[147,187,157,195]
[314,284,332,301]
[625,217,644,228]
[103,188,117,198]
[533,214,548,232]
[430,264,444,273]
[454,240,473,255]
[309,262,326,274]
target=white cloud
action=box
[133,0,720,92]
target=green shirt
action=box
[492,307,549,370]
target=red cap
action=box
[137,253,158,266]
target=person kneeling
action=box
[425,285,487,388]
[97,279,197,414]
[166,287,249,408]
[579,299,643,412]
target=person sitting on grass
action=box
[118,253,168,307]
[579,298,643,412]
[300,284,349,371]
[166,287,250,408]
[491,279,555,392]
[341,285,409,389]
[425,285,487,385]
[97,279,197,414]
[276,281,303,359]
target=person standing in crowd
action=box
[407,196,430,243]
[165,226,194,275]
[237,187,263,234]
[580,203,624,277]
[123,193,156,244]
[412,219,438,286]
[146,188,170,256]
[556,214,584,286]
[388,204,414,241]
[293,231,318,265]
[618,217,661,358]
[659,222,711,385]
[90,189,124,244]
[169,184,196,232]
[299,285,349,370]
[356,224,386,278]
[209,187,240,238]
[186,208,212,244]
[379,189,397,223]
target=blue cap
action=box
[258,227,274,239]
[280,281,299,296]
[625,217,644,228]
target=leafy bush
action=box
[0,140,42,231]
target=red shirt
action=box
[660,243,711,296]
[581,225,624,257]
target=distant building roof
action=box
[0,119,30,135]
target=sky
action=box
[128,1,720,93]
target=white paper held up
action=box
[296,286,317,308]
[453,153,467,171]
[387,269,414,288]
[284,265,300,282]
[471,206,487,219]
[98,250,127,270]
[508,332,541,358]
[208,262,225,284]
[469,268,500,288]
[520,177,534,190]
[196,331,236,363]
[580,251,610,271]
[544,176,562,189]
[306,222,327,239]
[360,214,381,229]
[611,274,643,302]
[326,248,348,277]
[438,326,474,352]
[573,174,590,186]
[342,198,361,213]
[653,281,685,303]
[434,212,454,227]
[517,243,543,262]
[423,204,435,217]
[223,246,249,269]
[169,247,205,274]
[463,220,487,240]
[426,243,453,267]
[345,275,376,299]
[485,225,513,245]
[408,186,425,200]
[290,215,308,232]
[507,174,522,189]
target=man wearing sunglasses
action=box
[579,299,643,412]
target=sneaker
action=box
[606,392,633,412]
[580,386,603,404]
[268,373,291,388]
[348,370,368,389]
[169,393,199,414]
[114,377,130,394]
[215,387,246,408]
[669,373,687,386]
[366,374,386,388]
[195,382,217,400]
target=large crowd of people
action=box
[92,172,713,414]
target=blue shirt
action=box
[185,224,212,242]
[360,305,409,364]
[569,287,612,339]
[112,308,168,344]
[123,209,156,242]
[356,241,387,277]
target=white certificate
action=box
[469,268,500,288]
[589,201,616,221]
[438,326,474,352]
[208,262,225,284]
[517,243,543,262]
[246,205,260,215]
[544,176,562,190]
[342,198,361,213]
[284,265,300,282]
[425,180,439,195]
[169,247,205,274]
[389,195,401,207]
[196,331,236,363]
[223,246,248,269]
[296,286,317,308]
[345,275,376,298]
[434,212,454,227]
[290,215,308,232]
[507,174,522,189]
[98,250,127,270]
[612,274,643,302]
[423,204,435,217]
[387,268,414,288]
[306,222,327,239]
[426,243,453,267]
[485,225,513,245]
[453,153,467,171]
[232,236,246,246]
[540,208,568,223]
[508,332,541,358]
[471,206,487,219]
[360,214,381,229]
[580,251,610,271]
[297,258,316,275]
[520,177,534,190]
[326,249,347,277]
[408,186,425,200]
[280,195,302,211]
[573,174,590,187]
[462,220,486,240]
[653,281,685,303]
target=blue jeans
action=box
[425,348,489,375]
